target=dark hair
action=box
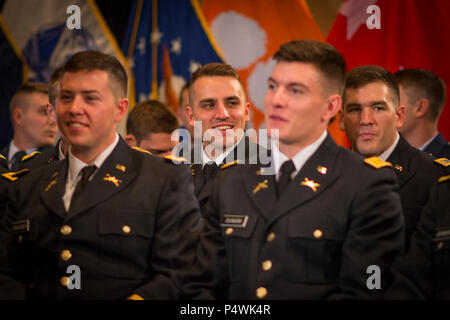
[189,63,244,105]
[63,50,127,98]
[273,40,347,95]
[344,65,400,106]
[48,66,64,106]
[10,82,49,112]
[395,68,446,121]
[127,100,179,143]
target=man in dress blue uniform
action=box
[339,65,448,251]
[183,40,404,300]
[395,68,450,159]
[0,51,202,300]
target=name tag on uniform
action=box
[221,214,249,228]
[435,228,450,239]
[11,219,30,233]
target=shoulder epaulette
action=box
[132,147,152,156]
[0,154,6,160]
[220,160,239,170]
[21,151,41,162]
[434,158,450,168]
[438,175,450,183]
[364,157,393,169]
[1,169,31,182]
[163,155,187,164]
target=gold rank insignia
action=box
[132,146,152,156]
[300,178,320,192]
[21,151,41,162]
[115,164,126,172]
[220,160,239,170]
[103,174,122,187]
[0,154,6,160]
[438,175,450,183]
[364,157,393,169]
[394,164,403,172]
[45,178,57,192]
[1,169,30,182]
[317,166,327,175]
[253,179,268,194]
[256,168,265,175]
[164,155,187,163]
[435,158,450,168]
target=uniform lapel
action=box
[243,164,278,220]
[269,135,341,225]
[386,135,415,189]
[66,138,137,219]
[40,160,68,218]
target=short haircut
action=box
[127,100,179,143]
[48,66,64,106]
[189,63,244,105]
[179,81,190,107]
[395,68,446,121]
[62,50,127,98]
[9,82,49,113]
[344,65,400,107]
[273,40,347,95]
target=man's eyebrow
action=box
[370,101,388,106]
[224,96,240,101]
[199,98,217,104]
[268,77,309,90]
[345,102,362,109]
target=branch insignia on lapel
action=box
[253,179,268,194]
[115,164,126,172]
[45,178,58,192]
[103,174,122,187]
[300,178,320,192]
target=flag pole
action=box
[151,0,159,100]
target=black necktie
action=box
[11,150,27,171]
[70,165,96,209]
[277,160,296,198]
[203,162,218,184]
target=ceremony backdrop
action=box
[1,0,449,149]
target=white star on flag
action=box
[189,60,202,74]
[171,38,182,55]
[151,29,163,44]
[137,37,146,55]
[340,0,379,40]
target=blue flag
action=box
[122,0,224,108]
[0,15,27,150]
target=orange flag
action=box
[202,0,347,146]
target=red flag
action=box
[328,0,450,140]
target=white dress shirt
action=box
[63,133,119,211]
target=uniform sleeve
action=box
[386,182,440,299]
[129,163,203,299]
[329,167,405,299]
[181,171,229,300]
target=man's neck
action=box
[12,134,34,151]
[70,134,117,164]
[402,121,438,149]
[277,131,325,159]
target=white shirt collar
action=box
[8,141,37,164]
[378,131,400,161]
[67,133,120,184]
[201,135,244,167]
[418,132,439,151]
[272,131,328,181]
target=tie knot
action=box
[203,162,217,177]
[80,165,96,182]
[280,160,295,175]
[13,150,27,161]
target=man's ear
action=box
[12,108,23,126]
[395,105,406,129]
[323,94,342,123]
[414,98,429,118]
[186,105,195,127]
[125,134,137,147]
[114,98,129,123]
